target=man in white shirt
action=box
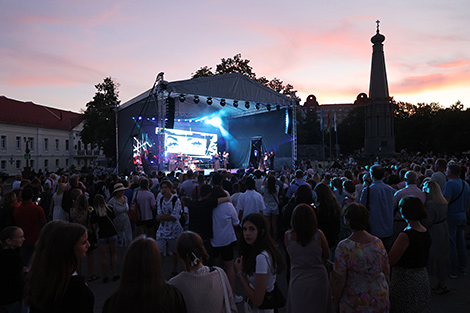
[236,176,266,221]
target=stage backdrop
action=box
[228,109,292,170]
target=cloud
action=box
[430,58,470,68]
[392,71,470,94]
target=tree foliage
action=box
[191,53,296,96]
[336,100,470,155]
[80,77,119,165]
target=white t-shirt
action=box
[246,250,276,293]
[236,190,266,220]
[210,202,239,247]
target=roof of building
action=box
[0,96,83,131]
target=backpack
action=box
[128,191,140,223]
[159,195,186,227]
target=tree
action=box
[80,77,119,165]
[191,66,214,78]
[191,53,296,96]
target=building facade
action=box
[0,96,102,175]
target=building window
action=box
[65,139,69,151]
[55,159,59,167]
[30,160,34,169]
[30,138,35,150]
[55,139,60,151]
[1,160,6,170]
[1,136,6,149]
[16,160,21,169]
[44,138,49,150]
[16,136,21,150]
[65,159,69,166]
[44,159,49,168]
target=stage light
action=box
[245,101,250,109]
[256,103,260,110]
[220,98,226,106]
[194,96,200,104]
[177,119,181,122]
[205,116,222,127]
[179,94,185,102]
[152,117,156,121]
[138,116,142,120]
[233,100,238,107]
[207,97,213,105]
[276,105,281,111]
[267,104,271,111]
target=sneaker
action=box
[234,294,243,303]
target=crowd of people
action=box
[0,154,469,312]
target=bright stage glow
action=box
[204,116,222,128]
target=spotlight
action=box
[220,98,226,106]
[245,101,250,109]
[179,94,185,102]
[207,97,213,105]
[193,96,200,104]
[256,103,260,110]
[276,105,281,111]
[233,100,238,108]
[267,104,271,111]
[138,116,142,120]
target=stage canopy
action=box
[117,73,297,173]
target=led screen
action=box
[156,128,218,158]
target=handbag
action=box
[128,191,140,223]
[257,282,286,310]
[215,267,232,313]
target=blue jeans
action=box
[447,219,467,275]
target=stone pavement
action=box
[87,244,470,313]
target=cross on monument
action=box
[376,19,380,32]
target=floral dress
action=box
[334,237,390,313]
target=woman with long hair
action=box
[169,231,237,313]
[103,236,186,313]
[314,183,341,259]
[261,175,280,240]
[0,226,26,312]
[235,213,284,313]
[26,223,93,313]
[285,204,333,313]
[70,194,99,281]
[421,180,450,294]
[331,203,390,313]
[51,183,68,221]
[91,194,119,283]
[389,196,431,313]
[0,192,18,230]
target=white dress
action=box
[107,196,133,246]
[52,192,69,221]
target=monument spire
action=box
[369,20,389,100]
[364,21,395,156]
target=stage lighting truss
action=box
[207,97,213,105]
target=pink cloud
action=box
[431,59,470,68]
[392,71,470,94]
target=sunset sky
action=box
[1,0,469,113]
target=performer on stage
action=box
[269,151,275,170]
[223,151,229,169]
[214,152,220,171]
